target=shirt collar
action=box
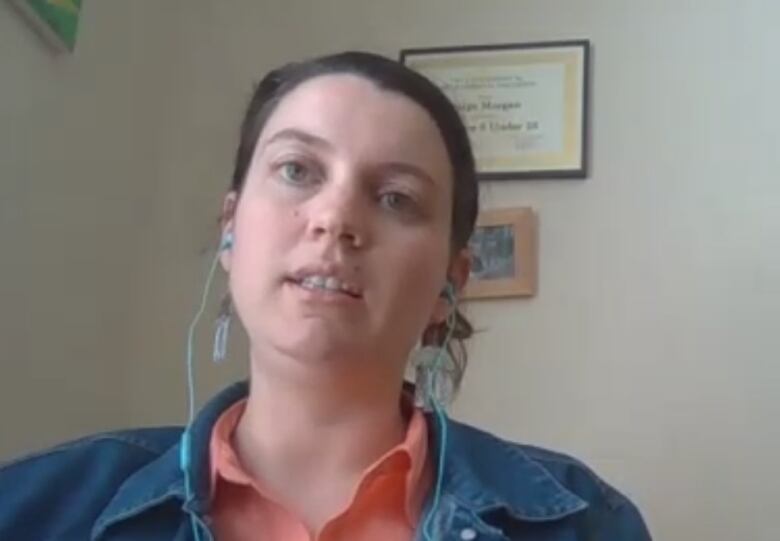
[209,391,431,526]
[431,414,588,524]
[208,397,249,491]
[92,380,587,539]
[92,381,249,540]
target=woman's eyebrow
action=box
[376,162,437,188]
[260,128,333,152]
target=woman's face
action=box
[223,74,468,373]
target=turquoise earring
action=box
[213,232,234,363]
[414,282,458,411]
[212,293,232,363]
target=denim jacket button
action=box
[460,527,477,540]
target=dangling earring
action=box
[415,283,458,411]
[212,293,232,363]
[413,340,456,412]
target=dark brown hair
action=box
[229,51,479,391]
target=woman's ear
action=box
[219,191,238,272]
[448,247,472,295]
[430,248,471,325]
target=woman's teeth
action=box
[299,275,359,296]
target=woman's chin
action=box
[253,326,368,366]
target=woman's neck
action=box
[231,347,409,530]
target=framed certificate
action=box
[401,40,590,180]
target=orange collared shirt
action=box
[208,398,431,541]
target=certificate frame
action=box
[463,207,538,300]
[400,40,590,180]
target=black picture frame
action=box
[400,40,590,181]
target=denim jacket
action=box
[0,381,651,540]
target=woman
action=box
[0,52,651,541]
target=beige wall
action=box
[2,1,779,540]
[0,1,180,456]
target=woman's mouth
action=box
[286,273,363,299]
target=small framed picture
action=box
[464,207,538,300]
[9,0,83,53]
[401,40,589,180]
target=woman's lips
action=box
[285,278,363,303]
[288,264,363,297]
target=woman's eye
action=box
[379,191,416,213]
[279,161,311,184]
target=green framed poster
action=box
[10,0,83,52]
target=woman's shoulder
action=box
[448,418,625,498]
[0,427,183,540]
[1,426,182,473]
[445,418,651,539]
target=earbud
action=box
[220,232,234,251]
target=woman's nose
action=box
[307,182,367,249]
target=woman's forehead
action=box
[257,74,452,181]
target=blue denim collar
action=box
[92,381,248,540]
[93,380,587,539]
[91,443,184,540]
[437,418,588,521]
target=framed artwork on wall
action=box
[9,0,83,52]
[464,207,538,300]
